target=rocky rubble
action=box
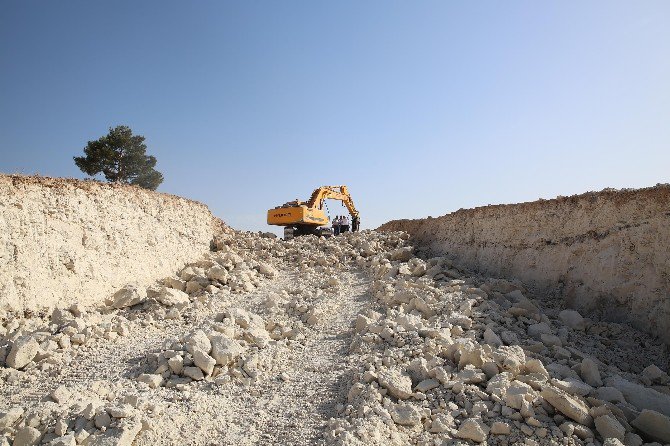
[143,306,273,388]
[1,228,669,445]
[323,232,670,446]
[0,230,284,445]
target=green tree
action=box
[74,125,164,190]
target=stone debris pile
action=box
[143,307,272,388]
[323,233,670,446]
[0,229,669,446]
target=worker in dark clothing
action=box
[332,215,341,236]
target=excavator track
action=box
[284,225,333,240]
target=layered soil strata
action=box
[379,185,670,343]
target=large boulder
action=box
[378,368,413,399]
[456,418,490,443]
[390,247,413,262]
[6,337,39,369]
[558,309,587,330]
[210,336,245,365]
[0,407,24,429]
[258,263,278,278]
[184,330,211,355]
[13,426,42,446]
[594,415,625,441]
[631,409,670,443]
[389,404,422,426]
[155,288,190,307]
[206,265,229,283]
[606,375,670,417]
[541,386,593,426]
[192,349,216,375]
[109,285,146,309]
[580,358,602,387]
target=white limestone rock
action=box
[524,358,549,378]
[580,358,603,387]
[483,328,503,347]
[109,284,146,309]
[243,325,271,348]
[79,419,142,446]
[429,413,455,433]
[184,330,211,355]
[504,380,535,409]
[389,403,422,426]
[492,345,526,375]
[551,378,593,397]
[50,386,72,404]
[456,418,490,443]
[210,336,245,365]
[377,368,413,399]
[13,426,42,446]
[6,336,39,369]
[168,356,184,375]
[594,414,625,441]
[594,386,626,404]
[541,386,593,426]
[155,288,190,307]
[136,374,163,389]
[415,379,440,393]
[458,341,487,369]
[0,407,24,429]
[258,263,278,278]
[486,372,512,399]
[48,434,76,446]
[631,409,670,443]
[602,439,624,446]
[606,375,670,417]
[490,421,511,435]
[558,309,587,330]
[192,349,216,375]
[183,366,204,381]
[206,265,229,282]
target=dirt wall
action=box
[379,185,670,342]
[0,175,217,313]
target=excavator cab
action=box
[267,185,360,240]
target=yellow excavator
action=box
[267,185,360,239]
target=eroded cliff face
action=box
[379,185,670,342]
[0,175,217,312]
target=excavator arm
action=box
[307,186,360,231]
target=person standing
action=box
[332,215,340,236]
[341,215,350,233]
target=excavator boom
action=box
[307,186,359,219]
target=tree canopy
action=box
[74,125,164,190]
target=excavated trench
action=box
[2,229,670,446]
[1,178,670,445]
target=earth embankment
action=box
[0,175,217,313]
[379,185,670,342]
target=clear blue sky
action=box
[1,1,669,232]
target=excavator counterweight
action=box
[267,185,360,239]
